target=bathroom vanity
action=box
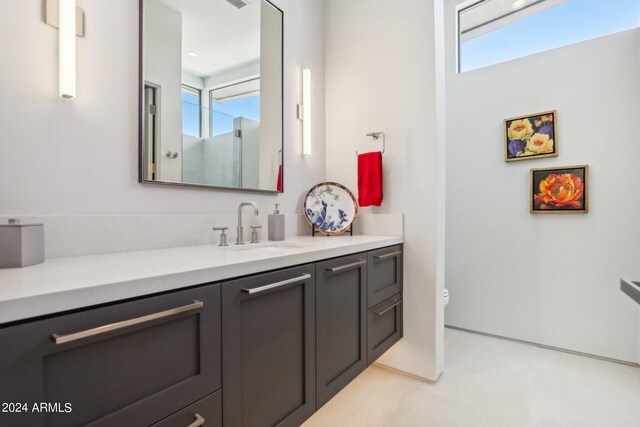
[0,236,403,427]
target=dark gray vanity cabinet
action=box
[0,244,403,427]
[221,265,317,427]
[315,254,368,408]
[0,284,221,427]
[367,245,403,308]
[368,294,403,365]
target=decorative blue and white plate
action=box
[304,182,358,235]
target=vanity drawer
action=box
[152,391,221,427]
[0,284,221,427]
[367,245,403,308]
[367,294,403,365]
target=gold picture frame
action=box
[530,165,589,214]
[505,110,558,162]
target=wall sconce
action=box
[297,69,312,156]
[44,0,85,99]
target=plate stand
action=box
[312,224,353,237]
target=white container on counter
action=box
[0,219,44,268]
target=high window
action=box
[458,0,640,73]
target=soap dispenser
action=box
[268,204,285,241]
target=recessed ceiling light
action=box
[187,51,199,58]
[511,0,526,10]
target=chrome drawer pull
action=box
[242,273,312,295]
[374,250,402,260]
[374,299,402,316]
[187,413,205,427]
[52,300,204,345]
[326,259,367,273]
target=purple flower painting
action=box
[504,110,558,162]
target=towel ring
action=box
[356,132,386,156]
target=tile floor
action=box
[303,328,640,427]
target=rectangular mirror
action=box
[139,0,283,192]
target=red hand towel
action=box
[358,151,383,207]
[276,164,283,192]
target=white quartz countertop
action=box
[0,235,402,324]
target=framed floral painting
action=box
[505,110,558,161]
[531,165,588,214]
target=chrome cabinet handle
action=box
[52,300,204,345]
[242,273,311,295]
[187,413,205,427]
[374,250,402,260]
[374,299,402,316]
[326,259,367,273]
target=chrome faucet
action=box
[236,202,259,245]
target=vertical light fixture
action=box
[302,69,312,156]
[59,0,76,99]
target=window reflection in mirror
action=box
[141,0,283,192]
[182,85,201,138]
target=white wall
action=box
[144,0,183,182]
[445,7,640,363]
[204,60,260,89]
[182,71,204,90]
[0,0,325,220]
[325,0,446,381]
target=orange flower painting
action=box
[531,166,588,214]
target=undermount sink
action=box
[228,242,309,252]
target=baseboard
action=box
[372,362,439,384]
[445,325,639,368]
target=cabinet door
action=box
[222,265,316,427]
[368,294,403,365]
[316,254,368,408]
[367,245,403,308]
[0,284,221,427]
